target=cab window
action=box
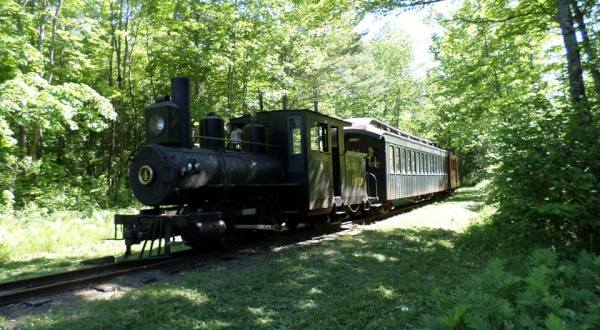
[310,122,328,152]
[289,117,303,154]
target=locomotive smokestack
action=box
[171,77,192,148]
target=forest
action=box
[1,0,600,327]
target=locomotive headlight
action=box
[138,165,154,185]
[148,114,165,136]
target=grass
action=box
[19,228,486,329]
[10,186,508,329]
[0,207,136,282]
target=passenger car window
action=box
[411,151,416,174]
[368,146,380,170]
[400,148,405,174]
[396,147,401,174]
[389,146,395,174]
[348,138,360,152]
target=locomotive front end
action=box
[115,77,286,257]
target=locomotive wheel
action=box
[285,219,299,232]
[185,238,217,252]
[310,216,329,231]
[219,230,244,251]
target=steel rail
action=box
[0,250,204,306]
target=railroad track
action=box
[0,227,343,307]
[0,250,204,306]
[0,194,445,307]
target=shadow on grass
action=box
[19,227,497,329]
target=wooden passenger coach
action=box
[345,118,459,206]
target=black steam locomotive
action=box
[115,77,460,258]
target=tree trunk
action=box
[571,0,600,98]
[36,0,47,76]
[227,63,235,114]
[282,94,288,110]
[31,124,42,161]
[47,0,62,83]
[56,135,64,163]
[32,0,47,164]
[557,0,588,108]
[17,126,27,158]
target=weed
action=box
[0,206,136,281]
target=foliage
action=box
[0,0,429,210]
[0,206,141,281]
[489,101,600,249]
[426,249,600,329]
[425,0,600,251]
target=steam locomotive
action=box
[115,77,460,258]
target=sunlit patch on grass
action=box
[319,248,340,256]
[374,284,396,299]
[308,287,323,295]
[352,251,399,263]
[297,299,317,309]
[247,307,276,325]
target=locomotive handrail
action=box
[192,135,284,148]
[366,172,379,200]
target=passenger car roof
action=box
[345,117,443,150]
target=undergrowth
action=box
[426,249,600,329]
[0,206,137,281]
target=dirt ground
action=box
[364,199,479,233]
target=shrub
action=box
[488,101,600,251]
[0,189,14,212]
[425,249,600,329]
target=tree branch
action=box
[444,11,547,24]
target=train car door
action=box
[308,120,333,212]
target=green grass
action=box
[14,184,505,330]
[7,186,532,329]
[19,227,485,329]
[0,207,135,282]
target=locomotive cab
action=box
[229,110,369,218]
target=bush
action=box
[0,189,14,212]
[488,101,600,251]
[0,206,128,261]
[425,249,600,329]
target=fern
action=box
[425,249,600,329]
